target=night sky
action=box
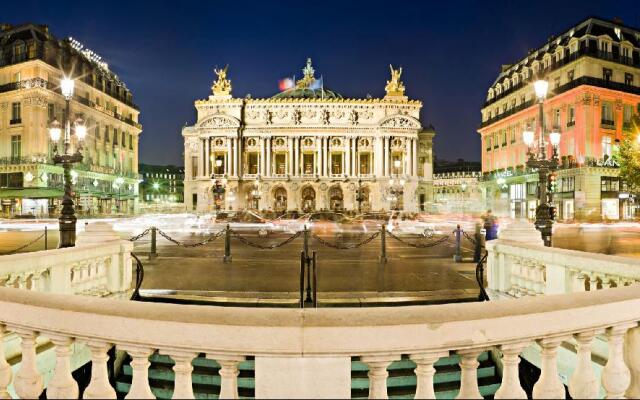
[4,1,640,166]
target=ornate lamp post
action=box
[355,179,365,214]
[388,159,405,211]
[113,176,125,213]
[212,179,226,211]
[49,78,86,248]
[522,78,560,247]
[250,179,261,210]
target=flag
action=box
[278,77,294,91]
[309,75,323,90]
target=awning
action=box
[0,188,64,199]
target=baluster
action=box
[410,351,447,399]
[456,349,483,399]
[532,337,566,399]
[12,329,44,399]
[588,273,599,291]
[534,265,545,295]
[361,355,398,399]
[568,331,599,399]
[509,262,521,296]
[46,334,79,399]
[121,346,155,399]
[602,324,634,398]
[495,342,528,399]
[0,326,12,399]
[83,340,117,399]
[601,276,613,289]
[570,270,586,292]
[624,325,640,398]
[207,354,245,400]
[165,351,196,399]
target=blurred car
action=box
[346,212,390,233]
[212,210,275,234]
[272,212,308,233]
[386,211,439,237]
[296,212,347,236]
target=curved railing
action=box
[2,283,640,398]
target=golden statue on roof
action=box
[212,65,232,96]
[296,58,316,89]
[385,64,405,97]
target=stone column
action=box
[456,349,483,399]
[345,138,351,176]
[205,137,211,177]
[410,351,447,399]
[266,137,271,177]
[288,137,294,175]
[316,137,322,176]
[532,337,567,399]
[165,351,197,399]
[405,138,411,176]
[227,137,232,176]
[324,137,329,176]
[122,346,155,399]
[13,329,44,399]
[208,355,245,400]
[260,137,265,176]
[234,137,239,177]
[602,324,634,398]
[568,331,598,399]
[495,343,528,399]
[375,136,383,177]
[412,138,418,177]
[199,139,206,178]
[384,137,390,176]
[361,355,399,399]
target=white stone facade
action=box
[182,61,434,213]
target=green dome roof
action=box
[271,87,343,100]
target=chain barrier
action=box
[156,229,225,247]
[0,232,46,256]
[230,230,302,250]
[462,231,477,245]
[311,231,380,250]
[128,228,151,242]
[387,230,451,248]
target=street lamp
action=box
[251,178,261,210]
[355,179,365,214]
[388,159,405,211]
[523,78,560,247]
[113,177,125,213]
[212,179,226,211]
[49,77,85,248]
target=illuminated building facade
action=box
[139,164,184,208]
[478,17,640,221]
[182,59,434,213]
[432,160,483,214]
[0,23,141,217]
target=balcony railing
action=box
[1,243,640,397]
[483,46,640,108]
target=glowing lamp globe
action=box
[49,119,62,141]
[533,79,549,99]
[393,160,401,169]
[522,130,535,147]
[75,120,87,141]
[549,131,561,147]
[61,78,75,99]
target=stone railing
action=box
[2,283,640,398]
[486,239,640,299]
[0,224,133,298]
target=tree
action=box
[618,114,640,193]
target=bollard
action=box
[44,226,48,250]
[453,225,462,263]
[299,251,305,309]
[305,251,312,304]
[149,227,157,260]
[379,224,387,264]
[223,224,232,263]
[312,251,317,308]
[473,223,482,263]
[303,225,309,262]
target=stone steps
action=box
[114,351,501,399]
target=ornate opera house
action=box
[182,59,434,213]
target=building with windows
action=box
[182,60,434,213]
[432,159,484,214]
[478,17,640,221]
[139,164,184,210]
[0,23,141,217]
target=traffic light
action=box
[548,172,557,193]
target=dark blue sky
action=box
[5,1,640,165]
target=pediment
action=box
[197,114,240,129]
[379,115,421,129]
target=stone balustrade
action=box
[2,283,640,398]
[486,239,640,299]
[0,226,133,298]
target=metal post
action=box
[44,226,48,250]
[223,223,232,263]
[303,225,309,261]
[379,224,387,264]
[150,227,157,260]
[305,250,312,304]
[312,251,317,308]
[299,251,305,309]
[454,225,462,263]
